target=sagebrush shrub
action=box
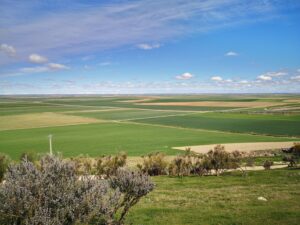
[0,154,10,182]
[137,152,168,176]
[96,152,127,177]
[282,143,300,167]
[20,151,37,163]
[0,154,153,225]
[263,160,273,170]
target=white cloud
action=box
[20,66,49,74]
[99,62,112,66]
[29,53,48,64]
[258,75,272,81]
[176,72,194,80]
[260,71,287,77]
[18,63,69,75]
[1,0,288,62]
[0,44,16,57]
[47,63,69,70]
[291,75,300,81]
[137,43,161,50]
[239,80,249,84]
[225,79,232,82]
[211,76,223,81]
[225,51,238,56]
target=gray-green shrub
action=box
[137,152,168,176]
[0,154,10,182]
[0,154,153,225]
[96,152,127,177]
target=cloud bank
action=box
[1,0,297,64]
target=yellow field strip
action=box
[137,101,287,108]
[118,112,200,121]
[173,142,296,153]
[0,112,103,131]
[62,108,132,114]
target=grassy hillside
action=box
[127,169,300,225]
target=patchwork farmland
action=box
[0,94,300,159]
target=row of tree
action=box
[1,143,299,183]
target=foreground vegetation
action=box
[127,169,300,225]
[0,155,154,225]
[0,144,299,224]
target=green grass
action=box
[45,98,238,111]
[0,122,293,159]
[67,109,188,120]
[134,112,300,137]
[127,169,300,225]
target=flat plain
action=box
[0,94,299,159]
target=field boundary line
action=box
[117,120,299,140]
[0,120,107,132]
[118,112,200,121]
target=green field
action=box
[0,94,299,160]
[0,121,292,159]
[66,109,187,120]
[127,169,300,225]
[134,112,300,137]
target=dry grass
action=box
[126,156,175,167]
[118,98,156,103]
[137,101,286,108]
[63,108,128,114]
[269,106,300,111]
[283,99,300,103]
[0,112,102,131]
[174,142,295,154]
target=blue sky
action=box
[0,0,300,94]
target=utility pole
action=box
[48,134,53,155]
